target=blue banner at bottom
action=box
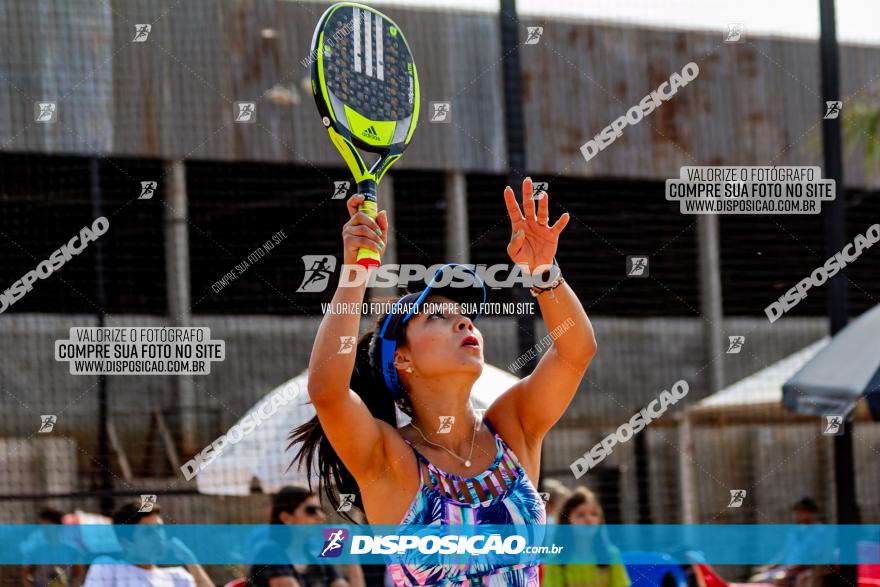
[3,524,879,565]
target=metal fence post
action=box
[445,171,470,263]
[698,215,725,393]
[164,160,195,456]
[89,158,114,516]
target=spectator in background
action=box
[750,497,833,587]
[246,485,363,587]
[82,501,214,587]
[21,507,85,587]
[542,487,631,587]
[543,478,573,525]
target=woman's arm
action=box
[517,278,596,439]
[495,178,597,445]
[306,194,392,480]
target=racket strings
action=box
[324,10,414,123]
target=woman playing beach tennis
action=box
[292,178,597,586]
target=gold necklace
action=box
[410,418,479,467]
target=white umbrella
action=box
[694,338,829,411]
[195,364,520,496]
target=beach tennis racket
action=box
[310,2,420,267]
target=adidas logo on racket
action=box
[361,125,381,140]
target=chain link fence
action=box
[2,0,880,586]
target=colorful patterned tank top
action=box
[386,418,546,586]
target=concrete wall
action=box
[1,0,879,186]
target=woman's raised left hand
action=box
[503,177,570,272]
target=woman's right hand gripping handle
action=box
[305,195,389,480]
[342,194,388,267]
[309,194,387,391]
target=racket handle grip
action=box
[356,181,381,268]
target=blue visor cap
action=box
[377,264,487,396]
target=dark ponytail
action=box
[288,312,413,523]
